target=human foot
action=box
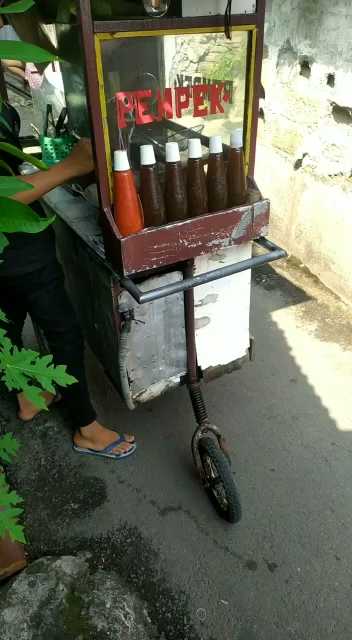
[73,421,136,456]
[17,391,60,422]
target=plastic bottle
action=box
[140,145,166,227]
[187,138,208,217]
[165,141,188,222]
[228,128,247,207]
[113,150,144,236]
[206,135,228,212]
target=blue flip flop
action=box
[73,435,137,460]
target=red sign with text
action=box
[116,83,231,128]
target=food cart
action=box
[31,0,286,523]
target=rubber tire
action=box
[198,437,242,524]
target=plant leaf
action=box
[0,433,20,464]
[0,473,26,543]
[0,142,48,171]
[0,197,55,233]
[0,232,9,253]
[0,177,33,197]
[0,309,8,323]
[0,341,77,409]
[0,0,35,13]
[0,40,57,64]
[0,158,15,175]
[0,112,12,134]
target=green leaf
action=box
[0,473,25,543]
[22,383,48,410]
[0,309,8,324]
[0,158,15,175]
[0,232,9,253]
[0,433,20,464]
[0,142,48,171]
[0,112,12,134]
[0,197,55,234]
[0,177,33,197]
[0,341,77,409]
[0,40,57,64]
[0,0,35,13]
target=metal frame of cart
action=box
[38,1,287,522]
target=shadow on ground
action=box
[1,262,352,640]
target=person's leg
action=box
[0,275,27,348]
[0,275,40,414]
[25,261,135,454]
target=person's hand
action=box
[64,138,95,178]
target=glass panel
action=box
[100,30,249,169]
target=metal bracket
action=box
[120,237,287,305]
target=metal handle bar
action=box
[120,237,287,305]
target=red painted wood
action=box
[119,199,270,275]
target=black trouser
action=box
[0,260,97,428]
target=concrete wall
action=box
[255,0,352,304]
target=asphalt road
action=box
[3,260,352,640]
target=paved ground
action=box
[2,259,352,640]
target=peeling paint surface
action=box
[119,272,187,403]
[133,375,182,404]
[194,244,252,372]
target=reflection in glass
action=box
[143,0,170,17]
[101,31,248,168]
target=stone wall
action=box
[256,0,352,304]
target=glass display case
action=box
[50,0,268,276]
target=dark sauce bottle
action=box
[140,144,166,227]
[165,141,188,222]
[207,135,228,212]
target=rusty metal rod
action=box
[120,237,287,304]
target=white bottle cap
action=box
[230,128,243,149]
[188,138,202,159]
[165,141,180,163]
[140,144,156,166]
[209,135,223,154]
[114,149,130,171]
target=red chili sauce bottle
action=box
[113,150,144,236]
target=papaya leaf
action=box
[0,177,33,197]
[0,0,35,13]
[0,41,57,64]
[0,473,26,543]
[0,341,77,409]
[0,197,55,234]
[21,383,48,410]
[0,433,20,464]
[0,232,9,253]
[0,142,48,171]
[0,158,15,175]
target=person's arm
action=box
[11,139,94,205]
[1,60,26,81]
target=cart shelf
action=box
[117,188,269,276]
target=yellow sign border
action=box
[95,25,257,197]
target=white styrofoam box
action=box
[194,243,252,372]
[181,0,256,17]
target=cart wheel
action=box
[198,437,242,524]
